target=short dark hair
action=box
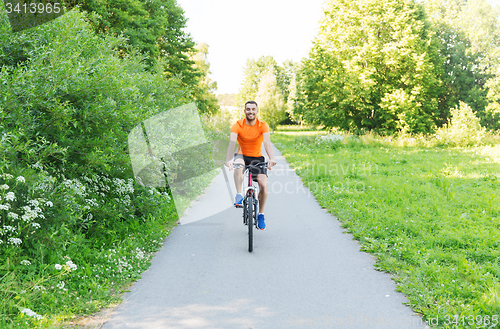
[244,100,258,108]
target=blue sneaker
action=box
[234,194,243,207]
[257,214,266,230]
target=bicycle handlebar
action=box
[234,162,267,170]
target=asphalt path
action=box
[102,144,427,329]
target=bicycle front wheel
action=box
[246,196,254,252]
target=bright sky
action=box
[177,0,500,95]
[176,0,325,95]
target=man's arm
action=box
[263,132,276,170]
[224,132,238,171]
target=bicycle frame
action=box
[243,169,258,204]
[234,162,265,210]
[234,161,266,252]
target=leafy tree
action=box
[286,74,300,124]
[295,0,443,134]
[80,0,200,87]
[255,68,287,132]
[423,0,500,129]
[483,76,500,130]
[0,9,187,178]
[190,42,219,114]
[275,60,299,103]
[236,56,277,107]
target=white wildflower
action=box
[21,308,43,320]
[56,281,65,289]
[5,192,15,202]
[136,248,145,259]
[54,264,62,270]
[28,200,39,207]
[21,211,37,223]
[8,237,22,245]
[32,223,41,229]
[317,134,344,143]
[16,176,25,183]
[0,204,10,211]
[122,195,131,206]
[1,173,13,179]
[32,163,43,170]
[66,260,77,271]
[85,199,99,207]
[113,178,134,195]
[20,260,31,266]
[33,285,46,291]
[0,184,9,189]
[45,201,53,207]
[3,225,16,232]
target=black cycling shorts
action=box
[234,153,267,177]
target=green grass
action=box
[272,133,500,329]
[275,124,323,132]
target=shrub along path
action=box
[101,144,425,329]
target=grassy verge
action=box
[0,171,220,328]
[272,132,500,328]
[0,150,221,328]
[0,183,177,328]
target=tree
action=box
[286,74,301,125]
[295,0,443,134]
[423,0,500,129]
[236,56,277,108]
[275,60,299,104]
[80,0,200,87]
[190,42,219,114]
[255,68,287,132]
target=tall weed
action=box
[435,101,486,147]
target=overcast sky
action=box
[176,0,325,95]
[177,0,500,96]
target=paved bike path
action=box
[102,144,427,329]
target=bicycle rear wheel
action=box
[246,196,254,252]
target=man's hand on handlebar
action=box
[225,160,234,171]
[267,159,276,170]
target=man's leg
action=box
[256,174,268,213]
[234,157,244,194]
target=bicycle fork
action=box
[243,172,258,225]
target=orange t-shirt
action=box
[231,118,270,157]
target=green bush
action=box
[0,8,192,327]
[436,101,486,147]
[0,9,188,179]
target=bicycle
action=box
[234,162,267,252]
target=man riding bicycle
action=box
[224,100,276,230]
